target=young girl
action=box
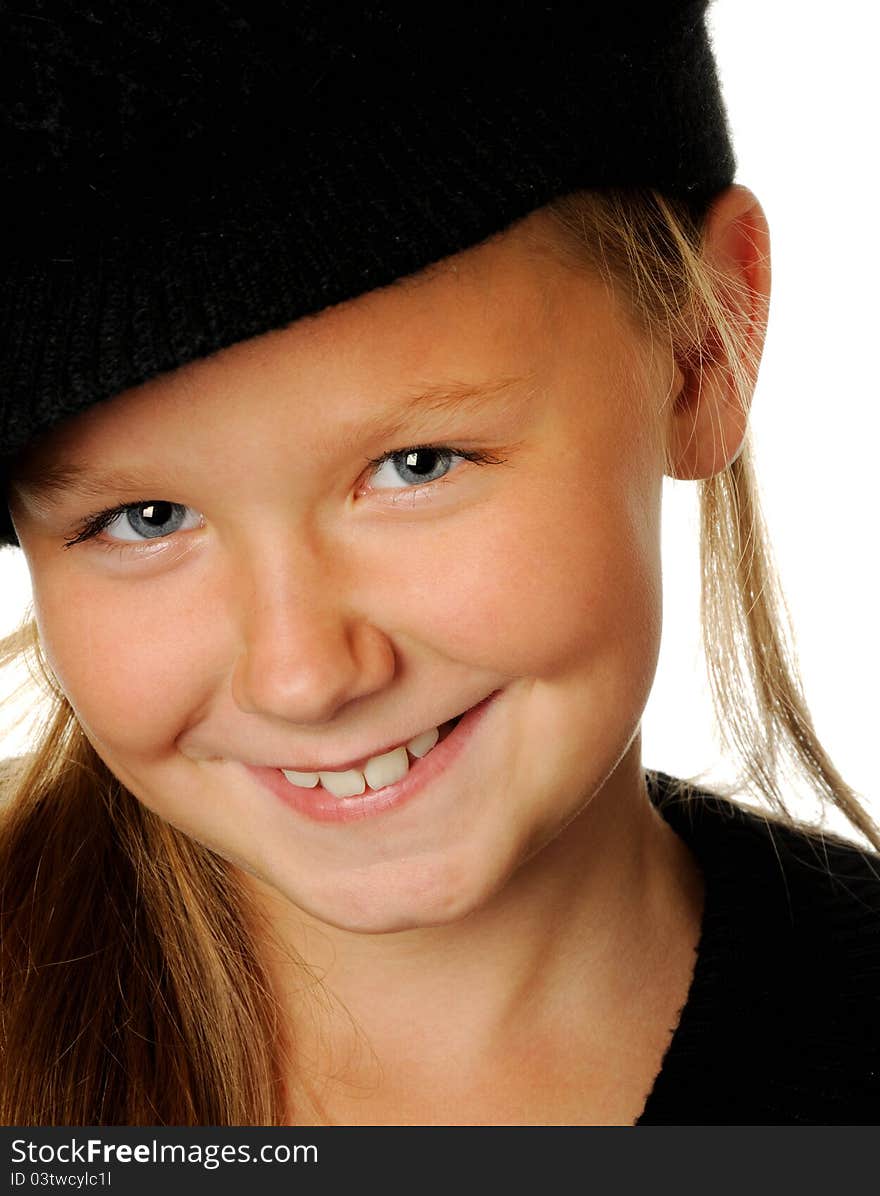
[1,2,878,1126]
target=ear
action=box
[664,184,771,481]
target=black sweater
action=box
[637,770,880,1125]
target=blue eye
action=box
[104,502,200,541]
[64,501,203,548]
[370,447,460,489]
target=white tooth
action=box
[406,726,440,758]
[364,745,410,791]
[318,769,367,798]
[281,769,320,788]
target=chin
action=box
[276,855,505,936]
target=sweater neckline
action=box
[634,769,767,1125]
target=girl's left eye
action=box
[65,501,203,548]
[365,446,500,494]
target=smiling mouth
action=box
[277,713,464,799]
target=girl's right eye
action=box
[105,502,202,542]
[65,501,203,548]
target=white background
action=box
[1,0,877,839]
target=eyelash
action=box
[62,444,506,550]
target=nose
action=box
[231,559,396,724]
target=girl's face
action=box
[11,213,673,933]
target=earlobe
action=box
[664,185,771,482]
[665,360,752,481]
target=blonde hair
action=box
[2,186,878,1125]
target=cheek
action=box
[382,467,663,684]
[31,571,214,760]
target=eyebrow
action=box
[332,372,535,452]
[10,373,535,507]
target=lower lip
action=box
[245,690,503,825]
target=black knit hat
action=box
[0,0,735,546]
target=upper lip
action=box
[265,691,495,774]
[276,720,452,775]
